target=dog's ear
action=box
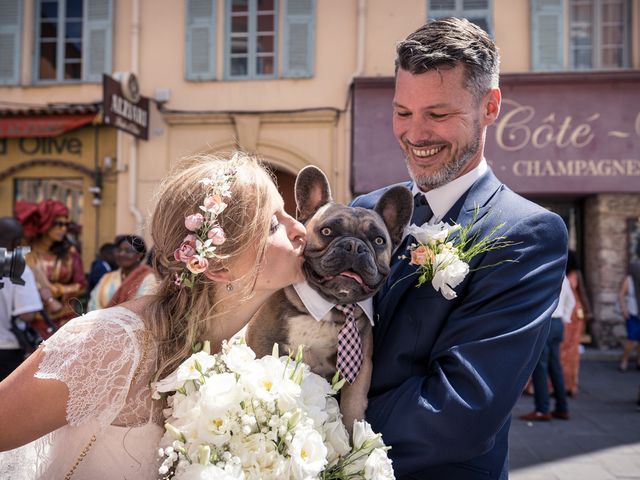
[374,186,413,247]
[295,165,333,223]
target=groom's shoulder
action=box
[351,181,412,209]
[493,184,566,234]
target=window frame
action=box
[427,0,494,37]
[224,0,280,80]
[568,0,631,70]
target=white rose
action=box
[290,428,328,479]
[155,352,216,394]
[431,252,469,300]
[364,448,395,480]
[223,343,257,375]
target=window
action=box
[34,0,112,83]
[428,0,493,37]
[569,0,630,69]
[0,0,22,85]
[14,177,84,222]
[531,0,630,71]
[185,0,315,81]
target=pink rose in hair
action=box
[207,226,226,245]
[185,213,205,231]
[174,234,197,263]
[186,255,209,274]
[203,194,226,214]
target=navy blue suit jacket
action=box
[352,170,568,479]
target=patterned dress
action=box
[560,270,586,396]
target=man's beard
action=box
[406,122,482,191]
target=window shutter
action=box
[283,0,315,78]
[84,0,113,82]
[531,0,565,71]
[185,0,216,80]
[0,0,21,85]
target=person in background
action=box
[0,218,43,380]
[521,275,576,421]
[14,200,85,337]
[87,243,117,293]
[88,235,157,311]
[618,242,640,372]
[560,250,593,396]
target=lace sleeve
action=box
[34,307,145,428]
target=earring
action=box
[226,283,233,292]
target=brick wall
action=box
[583,194,640,349]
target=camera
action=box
[0,246,29,289]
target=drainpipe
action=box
[342,0,365,201]
[128,0,144,234]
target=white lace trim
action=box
[34,306,160,429]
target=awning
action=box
[0,114,97,138]
[0,103,100,138]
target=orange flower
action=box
[410,245,435,266]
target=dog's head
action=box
[294,165,413,304]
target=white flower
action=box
[155,351,216,393]
[223,342,256,374]
[432,251,469,300]
[323,419,351,461]
[174,463,245,480]
[364,448,395,480]
[406,221,459,245]
[290,428,328,479]
[353,420,385,451]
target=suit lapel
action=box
[374,170,504,347]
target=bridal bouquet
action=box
[153,341,394,480]
[403,207,515,300]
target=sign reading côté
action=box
[103,73,149,140]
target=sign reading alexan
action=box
[103,74,149,140]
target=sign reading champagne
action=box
[351,72,640,195]
[484,72,640,193]
[103,73,149,140]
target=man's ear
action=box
[203,267,233,283]
[482,88,501,126]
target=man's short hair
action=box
[395,17,500,103]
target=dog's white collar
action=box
[293,282,375,326]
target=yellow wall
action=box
[0,127,118,270]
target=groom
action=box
[352,18,568,479]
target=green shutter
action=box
[186,0,216,80]
[283,0,315,78]
[531,0,565,71]
[0,0,21,85]
[84,0,113,82]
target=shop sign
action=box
[351,73,640,195]
[103,73,149,140]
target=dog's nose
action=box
[342,239,366,255]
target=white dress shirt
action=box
[293,282,375,326]
[411,158,488,225]
[552,276,576,323]
[0,266,43,349]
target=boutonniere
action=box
[400,206,517,300]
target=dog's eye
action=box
[321,227,332,236]
[374,237,385,245]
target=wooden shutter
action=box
[186,0,216,80]
[283,0,315,78]
[531,0,565,71]
[0,0,21,85]
[84,0,113,82]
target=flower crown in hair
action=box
[173,162,238,288]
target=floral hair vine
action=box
[173,161,239,289]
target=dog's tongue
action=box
[339,271,363,285]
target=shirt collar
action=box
[293,281,375,326]
[412,158,488,224]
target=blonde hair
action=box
[145,151,277,381]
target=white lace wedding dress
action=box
[0,306,164,479]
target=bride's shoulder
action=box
[62,305,146,335]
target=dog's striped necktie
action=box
[334,303,362,384]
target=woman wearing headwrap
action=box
[15,200,85,337]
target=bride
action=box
[0,152,306,478]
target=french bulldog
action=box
[246,165,413,431]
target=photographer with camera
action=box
[0,218,43,381]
